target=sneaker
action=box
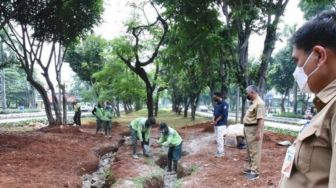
[242,168,251,174]
[245,172,259,180]
[132,154,139,159]
[215,152,224,158]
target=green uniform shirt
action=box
[74,104,80,112]
[131,117,151,142]
[94,107,104,121]
[158,127,182,147]
[101,109,113,121]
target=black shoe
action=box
[238,144,247,149]
[242,169,251,174]
[245,172,259,180]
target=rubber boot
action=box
[173,160,178,172]
[167,159,172,172]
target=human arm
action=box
[328,111,336,187]
[255,103,265,141]
[161,133,173,147]
[144,128,151,143]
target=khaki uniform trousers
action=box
[244,125,263,174]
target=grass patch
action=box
[114,109,209,128]
[145,158,156,166]
[273,112,304,119]
[190,164,200,175]
[0,108,41,114]
[173,179,182,188]
[0,118,48,132]
[265,126,299,137]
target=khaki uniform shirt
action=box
[279,80,336,188]
[243,96,265,124]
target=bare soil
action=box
[0,120,294,188]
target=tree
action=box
[257,0,289,95]
[0,0,103,125]
[299,0,336,19]
[65,35,107,85]
[93,51,146,117]
[268,45,296,113]
[115,1,168,117]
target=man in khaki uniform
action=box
[243,85,265,180]
[279,11,336,188]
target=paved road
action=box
[0,111,92,123]
[196,111,304,132]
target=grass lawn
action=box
[112,109,210,128]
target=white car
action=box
[80,103,93,112]
[198,105,208,112]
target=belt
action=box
[244,123,257,126]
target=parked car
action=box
[198,105,208,112]
[79,103,93,112]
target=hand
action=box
[255,132,260,141]
[211,121,215,125]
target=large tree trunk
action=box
[27,77,55,125]
[237,31,250,123]
[145,85,154,117]
[240,96,246,124]
[257,0,289,95]
[44,73,62,125]
[183,97,189,118]
[154,92,159,117]
[62,87,67,124]
[190,95,199,120]
[281,96,286,113]
[293,84,298,113]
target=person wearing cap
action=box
[157,123,183,173]
[129,117,156,159]
[72,101,81,126]
[279,10,336,188]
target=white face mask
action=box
[292,52,320,93]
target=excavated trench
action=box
[152,153,192,188]
[82,138,125,188]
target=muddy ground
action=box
[0,120,294,188]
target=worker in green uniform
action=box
[92,103,104,134]
[102,105,113,137]
[157,123,183,173]
[129,117,156,159]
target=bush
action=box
[273,112,304,119]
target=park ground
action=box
[0,110,295,188]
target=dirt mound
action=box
[263,131,295,143]
[40,125,81,134]
[83,121,96,129]
[181,122,213,132]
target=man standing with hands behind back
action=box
[279,11,336,188]
[243,85,265,180]
[212,92,229,158]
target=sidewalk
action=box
[196,111,303,132]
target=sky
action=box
[59,0,305,86]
